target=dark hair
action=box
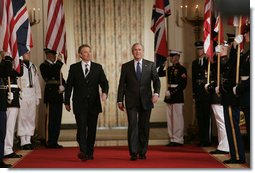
[78,44,91,53]
[131,43,144,51]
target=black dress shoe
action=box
[223,159,246,164]
[0,161,12,168]
[21,144,34,150]
[209,149,229,154]
[4,152,22,158]
[166,142,183,147]
[77,152,87,161]
[139,155,147,160]
[86,155,94,160]
[130,155,137,161]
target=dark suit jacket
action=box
[40,60,65,104]
[64,61,109,115]
[117,59,160,110]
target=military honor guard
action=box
[17,51,41,150]
[192,41,212,147]
[158,50,187,146]
[0,52,13,168]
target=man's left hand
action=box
[101,93,107,101]
[152,95,159,103]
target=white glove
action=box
[234,35,243,44]
[215,86,220,95]
[215,45,223,53]
[204,83,209,91]
[8,92,14,101]
[58,85,65,93]
[233,86,237,95]
[19,56,23,60]
[165,91,170,97]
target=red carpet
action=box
[13,145,226,168]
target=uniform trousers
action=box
[18,97,37,146]
[126,107,151,156]
[211,104,229,152]
[223,105,245,161]
[4,107,19,155]
[166,103,184,144]
[0,111,7,161]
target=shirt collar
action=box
[82,61,91,67]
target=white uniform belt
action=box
[241,76,249,80]
[10,84,19,88]
[168,84,178,88]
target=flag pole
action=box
[7,76,12,104]
[217,15,221,87]
[236,16,242,84]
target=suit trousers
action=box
[126,106,151,156]
[4,107,19,155]
[166,103,184,144]
[75,108,99,156]
[47,103,63,146]
[0,111,6,161]
[211,104,229,152]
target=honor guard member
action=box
[233,24,250,151]
[17,51,41,150]
[158,50,187,146]
[40,48,65,148]
[192,41,212,147]
[216,37,245,164]
[205,44,229,154]
[4,56,23,158]
[0,52,12,168]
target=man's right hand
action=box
[8,92,14,101]
[117,102,125,111]
[65,105,71,112]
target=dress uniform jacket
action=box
[40,59,65,104]
[158,63,187,103]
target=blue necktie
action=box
[136,62,141,80]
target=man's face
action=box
[46,53,56,62]
[23,52,31,61]
[170,55,179,64]
[197,48,204,57]
[132,44,144,61]
[79,46,91,62]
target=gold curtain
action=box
[73,0,144,127]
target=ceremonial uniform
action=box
[220,46,245,163]
[0,56,12,168]
[192,53,212,146]
[158,60,187,146]
[206,60,229,154]
[40,50,65,148]
[17,60,41,149]
[4,59,23,157]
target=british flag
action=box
[151,0,171,67]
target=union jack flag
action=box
[151,0,171,67]
[0,0,32,73]
[45,0,67,63]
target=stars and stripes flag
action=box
[45,0,67,63]
[0,0,33,73]
[151,0,171,67]
[213,13,224,44]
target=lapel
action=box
[78,61,86,79]
[130,60,137,80]
[141,59,148,81]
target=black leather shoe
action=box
[0,161,12,168]
[166,142,183,147]
[139,155,147,160]
[21,144,34,150]
[223,159,246,164]
[209,149,229,154]
[78,152,87,161]
[130,155,137,161]
[3,152,22,158]
[86,155,94,160]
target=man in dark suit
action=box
[192,41,212,147]
[65,44,109,161]
[117,43,161,161]
[40,48,65,149]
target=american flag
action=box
[0,0,32,73]
[151,0,171,67]
[203,0,214,60]
[213,14,224,44]
[45,0,67,63]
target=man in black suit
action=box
[65,44,109,161]
[40,48,65,149]
[192,41,212,147]
[117,43,161,161]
